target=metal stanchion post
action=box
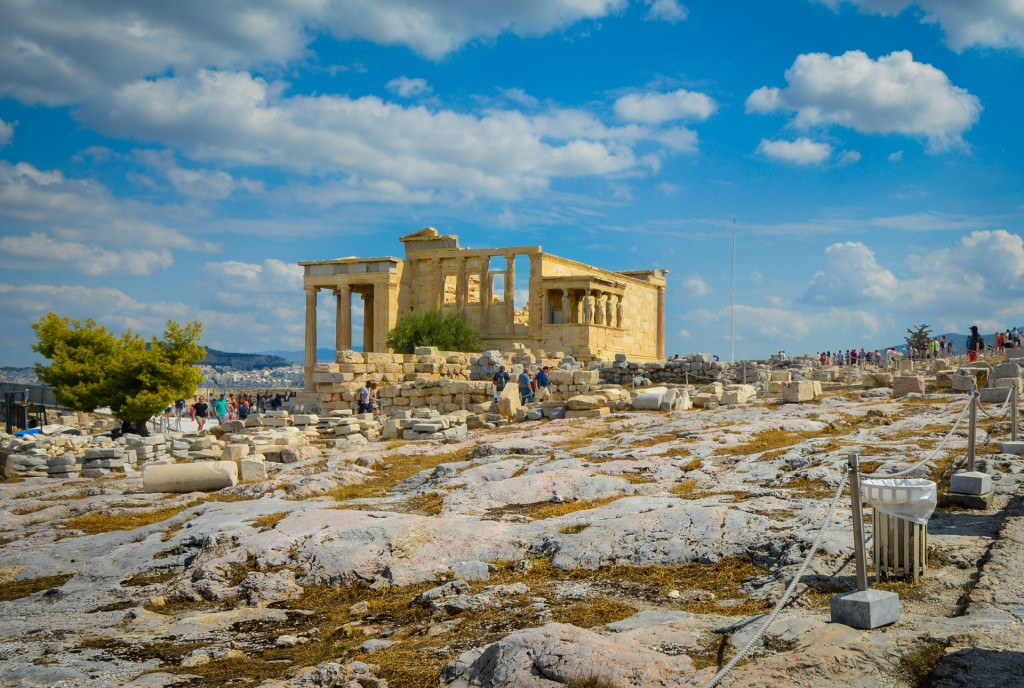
[967,383,978,473]
[848,453,869,592]
[830,452,900,628]
[949,380,994,507]
[1013,379,1019,443]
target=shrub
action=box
[386,310,482,354]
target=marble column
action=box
[481,255,492,331]
[303,287,318,390]
[505,254,515,332]
[362,291,375,353]
[456,258,468,311]
[656,286,666,360]
[336,286,351,351]
[528,253,543,335]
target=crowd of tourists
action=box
[815,326,1022,368]
[166,392,293,432]
[491,365,552,405]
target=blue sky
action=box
[2,0,1024,366]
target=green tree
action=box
[904,323,932,357]
[386,310,483,354]
[32,313,205,435]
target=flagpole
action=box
[730,219,736,364]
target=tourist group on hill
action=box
[816,326,1021,368]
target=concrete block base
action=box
[949,471,992,495]
[830,589,900,629]
[942,491,994,510]
[1001,441,1024,455]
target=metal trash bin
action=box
[861,479,937,583]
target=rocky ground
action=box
[1,387,1023,688]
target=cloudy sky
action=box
[2,0,1024,366]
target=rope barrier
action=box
[700,372,1012,686]
[880,397,972,479]
[701,468,849,688]
[977,388,1013,419]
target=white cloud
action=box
[317,0,629,60]
[0,160,219,276]
[614,88,717,124]
[644,0,689,23]
[888,150,904,162]
[204,259,304,310]
[386,76,432,98]
[823,1,1024,53]
[683,273,712,296]
[0,0,631,105]
[500,88,540,108]
[838,150,862,166]
[0,118,13,145]
[746,50,982,152]
[79,69,701,201]
[132,149,262,200]
[0,232,172,276]
[804,241,900,305]
[756,137,833,165]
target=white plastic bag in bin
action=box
[860,479,937,525]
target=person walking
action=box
[518,368,535,404]
[492,366,511,403]
[193,396,209,433]
[535,365,551,401]
[212,392,229,425]
[967,325,985,362]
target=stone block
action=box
[993,377,1022,389]
[291,414,319,425]
[85,458,125,469]
[782,380,817,403]
[892,375,926,398]
[239,456,268,482]
[1001,441,1024,455]
[632,387,667,410]
[567,395,604,411]
[830,589,900,629]
[1006,348,1024,359]
[942,491,994,509]
[992,362,1022,380]
[142,461,239,493]
[414,346,440,356]
[980,387,1011,404]
[951,374,979,393]
[221,444,250,461]
[564,408,609,419]
[770,371,792,383]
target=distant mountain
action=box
[256,348,359,364]
[201,348,291,370]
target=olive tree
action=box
[32,313,205,435]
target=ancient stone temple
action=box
[299,228,667,387]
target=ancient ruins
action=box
[3,349,1024,686]
[299,227,668,389]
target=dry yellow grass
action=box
[61,503,197,535]
[0,573,73,602]
[88,554,768,687]
[244,512,290,531]
[487,495,628,521]
[328,447,474,504]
